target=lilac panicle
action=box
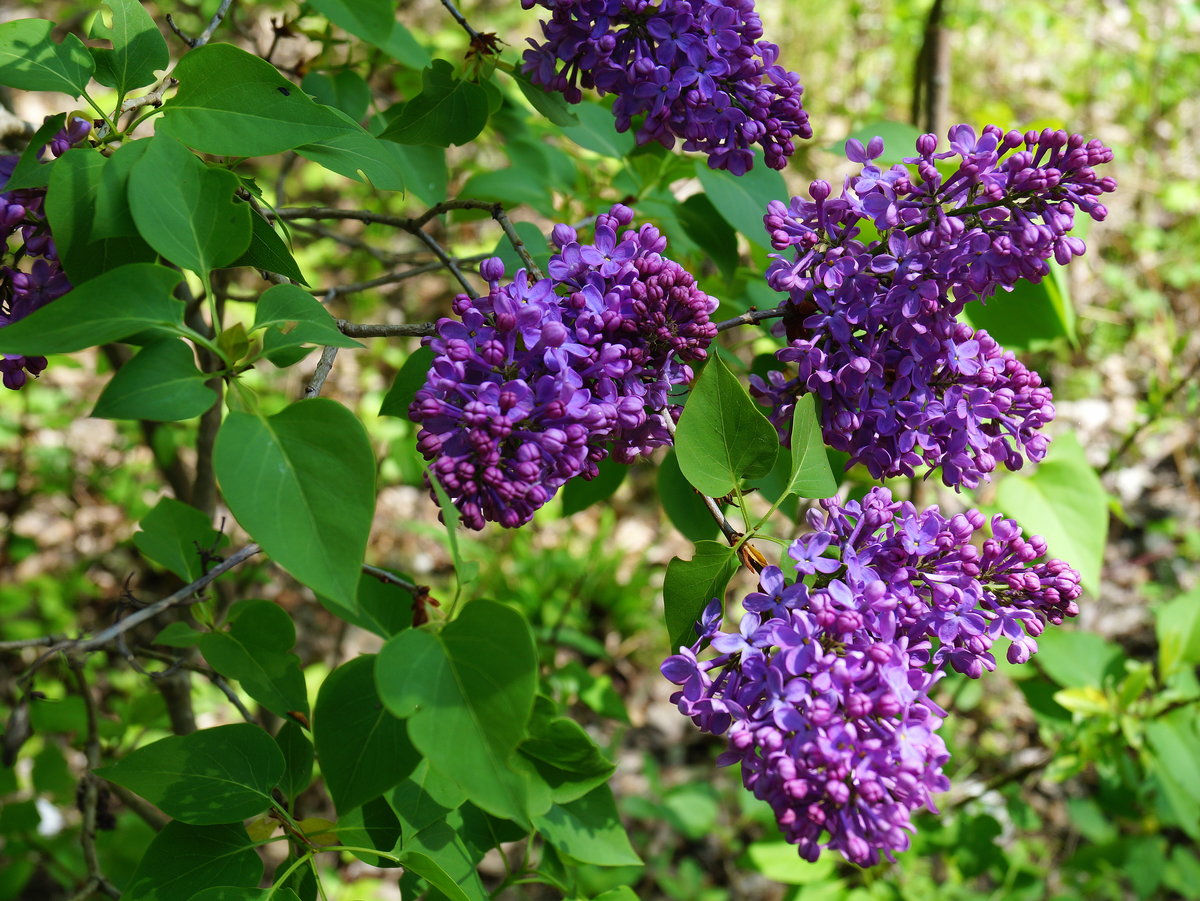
[661,487,1081,865]
[1,117,91,390]
[411,205,717,529]
[521,0,811,173]
[753,124,1114,488]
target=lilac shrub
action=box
[0,117,90,390]
[521,0,812,173]
[661,487,1082,865]
[411,204,718,529]
[751,126,1116,487]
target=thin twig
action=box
[414,230,476,296]
[166,0,235,49]
[272,200,543,279]
[361,563,420,593]
[715,306,786,333]
[439,0,483,43]
[661,413,740,543]
[315,258,488,298]
[118,78,176,117]
[20,545,262,681]
[67,664,120,901]
[304,345,339,398]
[337,320,437,338]
[0,634,68,652]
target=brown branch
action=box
[912,0,951,138]
[18,545,262,682]
[108,783,168,831]
[303,345,339,399]
[338,320,437,338]
[661,414,740,543]
[67,664,119,901]
[272,200,544,281]
[440,0,483,43]
[715,306,786,333]
[166,0,235,49]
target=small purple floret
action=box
[411,205,718,529]
[661,487,1082,865]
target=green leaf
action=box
[675,354,779,498]
[90,0,169,94]
[1157,587,1200,680]
[784,394,836,499]
[296,125,408,192]
[153,622,203,648]
[380,346,435,420]
[995,432,1108,595]
[44,148,104,273]
[0,113,64,191]
[396,849,477,901]
[45,144,158,283]
[275,720,314,803]
[301,69,371,121]
[459,166,556,218]
[158,43,359,157]
[214,399,375,604]
[1147,709,1200,837]
[389,143,446,205]
[837,120,924,167]
[199,600,309,719]
[252,283,362,352]
[663,540,739,652]
[1035,628,1125,689]
[676,194,738,280]
[533,785,642,867]
[308,0,429,65]
[964,275,1071,351]
[231,215,307,284]
[95,723,284,825]
[191,889,300,901]
[0,263,183,355]
[134,496,227,582]
[518,696,615,805]
[307,0,393,46]
[427,470,480,589]
[319,569,416,639]
[561,457,626,517]
[376,600,538,821]
[657,449,719,542]
[121,822,262,901]
[338,795,403,867]
[694,160,787,250]
[314,656,419,813]
[744,841,837,885]
[562,102,634,158]
[0,19,94,97]
[389,766,483,901]
[379,60,489,147]
[128,136,252,276]
[93,138,148,238]
[92,339,218,421]
[511,69,579,126]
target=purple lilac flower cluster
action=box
[751,125,1116,488]
[1,116,91,390]
[411,204,717,529]
[661,486,1081,865]
[521,0,811,174]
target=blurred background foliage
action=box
[1,0,1199,899]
